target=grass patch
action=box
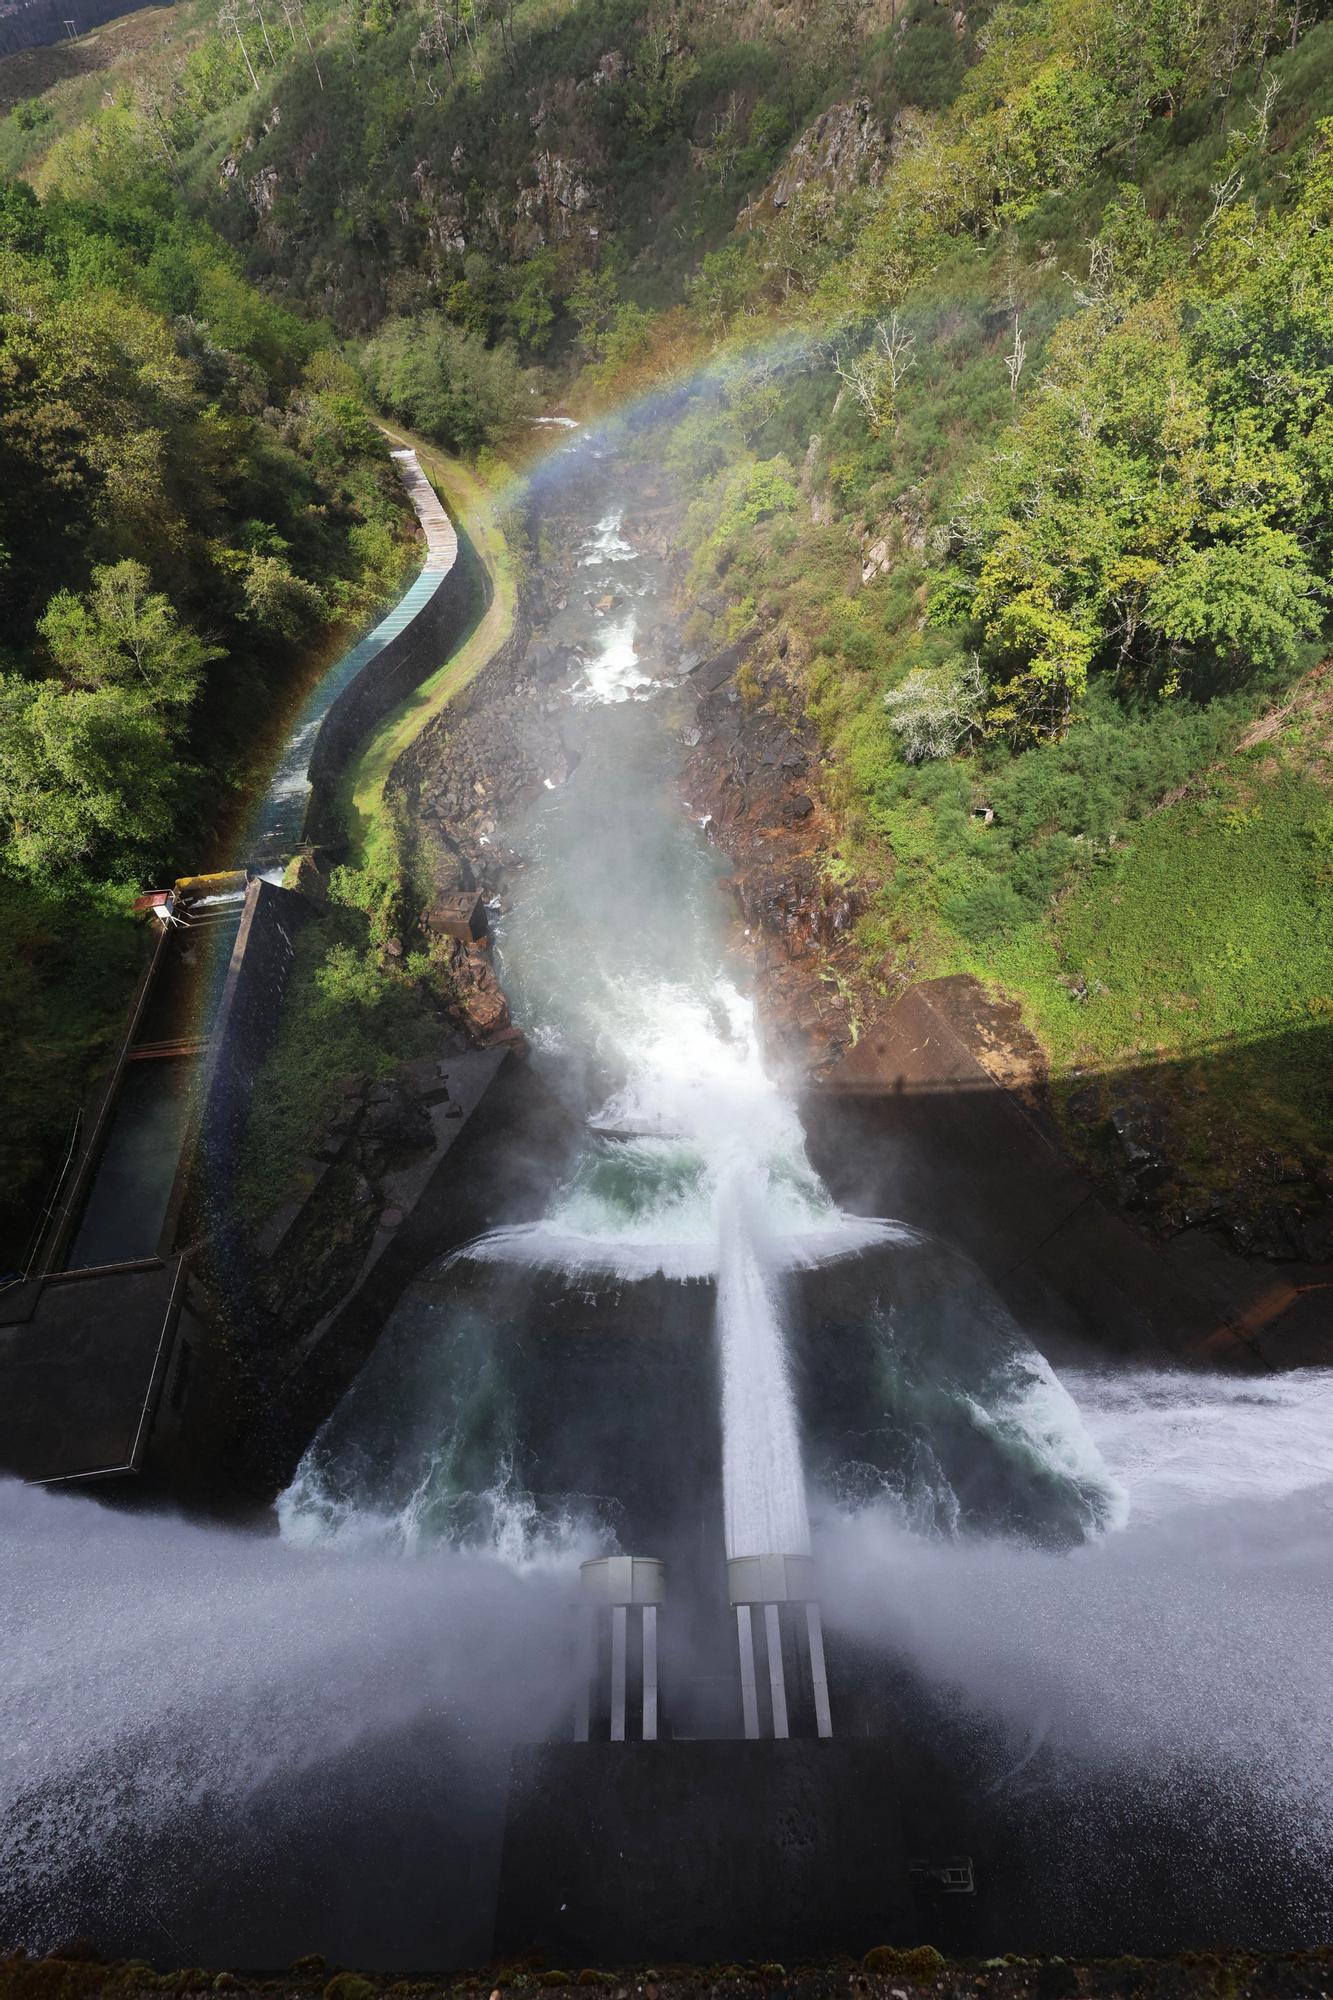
[236,849,444,1221]
[984,748,1333,1164]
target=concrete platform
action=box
[0,1257,186,1481]
[494,1741,913,1964]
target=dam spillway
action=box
[3,437,1333,1970]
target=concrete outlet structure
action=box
[727,1552,833,1742]
[576,1555,665,1744]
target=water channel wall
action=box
[183,880,312,1231]
[302,451,468,849]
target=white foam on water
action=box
[578,610,654,703]
[464,977,916,1279]
[266,716,321,799]
[277,1448,598,1573]
[578,510,637,565]
[461,974,918,1555]
[464,1209,912,1284]
[966,1354,1131,1534]
[817,1367,1333,1864]
[1071,1366,1333,1522]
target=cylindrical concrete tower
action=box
[576,1555,666,1744]
[727,1552,832,1742]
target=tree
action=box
[38,561,222,715]
[884,656,987,762]
[506,250,558,354]
[833,312,916,432]
[626,22,697,138]
[236,552,327,639]
[0,675,179,880]
[359,312,526,449]
[567,266,619,359]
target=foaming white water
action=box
[278,1448,598,1571]
[1073,1366,1333,1523]
[465,975,916,1554]
[579,611,654,703]
[967,1354,1130,1534]
[464,1211,913,1283]
[464,976,918,1285]
[578,510,636,564]
[818,1367,1333,1861]
[0,1478,578,1918]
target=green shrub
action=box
[360,314,527,452]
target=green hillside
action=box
[2,0,1331,1253]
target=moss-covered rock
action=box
[861,1947,945,1981]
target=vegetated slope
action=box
[662,8,1333,1261]
[0,164,415,1254]
[0,3,181,121]
[3,0,1332,1259]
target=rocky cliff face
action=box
[738,96,889,230]
[680,627,874,1078]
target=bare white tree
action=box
[1006,313,1027,399]
[249,0,277,66]
[280,0,322,88]
[884,655,987,762]
[876,310,917,393]
[832,312,916,433]
[220,0,261,90]
[1066,229,1116,312]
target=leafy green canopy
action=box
[359,312,528,451]
[0,171,409,886]
[931,144,1333,740]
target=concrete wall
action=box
[800,978,1331,1369]
[183,880,312,1225]
[300,450,472,848]
[302,556,474,848]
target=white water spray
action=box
[818,1366,1333,1871]
[0,1478,580,1930]
[465,977,913,1555]
[715,1173,810,1557]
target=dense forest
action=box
[0,140,414,1245]
[2,0,1331,1255]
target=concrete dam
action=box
[2,434,1333,1972]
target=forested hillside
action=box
[0,155,413,1248]
[3,0,1331,1257]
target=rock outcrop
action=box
[738,98,888,229]
[681,631,870,1076]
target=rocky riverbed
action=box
[390,467,1331,1281]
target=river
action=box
[2,441,1332,1967]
